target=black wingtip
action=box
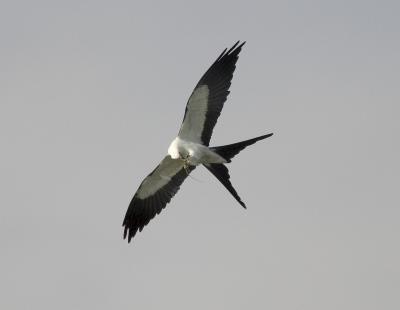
[123,225,132,243]
[237,40,246,50]
[227,41,246,55]
[216,41,246,61]
[216,47,228,61]
[227,41,240,54]
[123,217,138,243]
[123,226,127,239]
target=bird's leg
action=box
[183,162,190,175]
[179,152,191,175]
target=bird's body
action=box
[122,41,273,242]
[168,137,227,166]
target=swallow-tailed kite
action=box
[123,41,273,242]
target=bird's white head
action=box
[167,137,181,159]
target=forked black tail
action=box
[204,133,273,208]
[211,133,273,162]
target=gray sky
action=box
[1,0,399,309]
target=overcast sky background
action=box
[1,0,399,309]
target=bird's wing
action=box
[178,41,245,146]
[123,155,195,242]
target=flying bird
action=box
[123,41,273,242]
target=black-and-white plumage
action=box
[123,41,273,242]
